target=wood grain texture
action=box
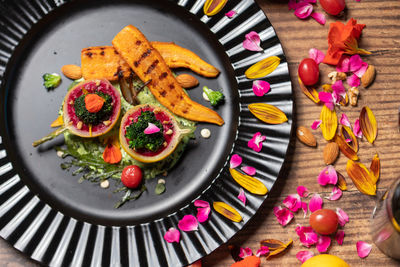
[1,0,400,266]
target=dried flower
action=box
[213,201,242,222]
[248,103,288,124]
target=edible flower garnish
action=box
[297,185,309,197]
[102,138,122,164]
[323,18,371,65]
[289,1,326,25]
[296,251,314,263]
[248,103,288,124]
[298,77,320,103]
[318,92,335,110]
[353,119,363,138]
[245,56,280,79]
[318,165,338,186]
[309,194,323,212]
[316,235,331,253]
[50,115,64,128]
[256,246,270,257]
[309,48,325,64]
[337,172,348,191]
[294,2,313,19]
[213,201,242,222]
[241,166,256,176]
[295,225,318,247]
[194,200,211,223]
[347,73,360,87]
[203,0,228,16]
[247,132,266,152]
[359,106,377,144]
[273,206,294,226]
[229,168,268,195]
[332,80,347,104]
[243,31,263,52]
[339,113,351,128]
[311,119,322,130]
[178,215,198,231]
[335,229,345,245]
[252,80,271,96]
[237,188,247,205]
[143,122,161,134]
[85,93,105,113]
[336,208,349,227]
[370,153,380,183]
[335,129,359,160]
[225,10,237,18]
[283,194,302,212]
[230,154,242,168]
[260,239,292,259]
[356,241,372,258]
[239,247,253,258]
[164,227,180,243]
[326,186,343,201]
[301,202,308,218]
[346,160,376,195]
[320,105,338,141]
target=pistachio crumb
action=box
[200,128,211,139]
[166,129,173,135]
[77,121,83,130]
[163,141,167,147]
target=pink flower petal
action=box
[311,119,322,130]
[301,201,308,218]
[296,251,314,263]
[336,208,349,227]
[273,206,294,226]
[225,10,237,18]
[336,56,350,73]
[294,3,313,19]
[354,62,368,78]
[295,225,318,247]
[309,194,323,213]
[230,154,242,168]
[347,74,361,87]
[143,122,160,134]
[238,188,247,205]
[196,207,211,223]
[309,48,325,64]
[288,0,297,10]
[335,230,345,245]
[310,12,326,25]
[318,92,335,110]
[283,194,302,212]
[247,132,266,152]
[316,235,331,253]
[318,165,338,186]
[239,247,253,259]
[178,215,198,232]
[164,227,180,243]
[325,186,343,201]
[353,119,363,138]
[256,246,269,257]
[241,166,256,176]
[340,113,351,128]
[243,31,263,52]
[357,241,372,258]
[375,229,392,243]
[332,80,347,100]
[252,80,271,96]
[194,199,210,208]
[297,186,309,197]
[349,55,363,72]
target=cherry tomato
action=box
[298,58,319,86]
[319,0,345,16]
[121,165,143,189]
[309,209,339,235]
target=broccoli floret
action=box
[203,86,225,107]
[73,92,113,125]
[125,110,164,152]
[42,73,61,90]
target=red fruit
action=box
[121,165,143,189]
[319,0,345,16]
[309,209,339,235]
[298,58,319,86]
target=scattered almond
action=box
[61,64,82,80]
[361,64,376,88]
[176,74,199,88]
[296,126,317,147]
[323,142,339,165]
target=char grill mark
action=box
[145,60,159,75]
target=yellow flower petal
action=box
[229,168,268,195]
[346,160,376,196]
[248,103,288,124]
[213,201,242,222]
[337,171,348,191]
[203,0,228,16]
[335,133,359,161]
[370,153,380,184]
[360,106,377,144]
[245,56,280,79]
[320,105,337,141]
[298,77,320,104]
[50,115,63,128]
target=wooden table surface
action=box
[1,0,400,266]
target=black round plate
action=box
[0,0,293,266]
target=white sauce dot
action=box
[56,151,64,158]
[158,179,166,184]
[100,180,109,189]
[202,92,210,102]
[201,128,211,139]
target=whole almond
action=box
[296,126,317,147]
[361,64,376,88]
[323,142,339,165]
[176,74,199,88]
[61,64,82,80]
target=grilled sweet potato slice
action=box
[112,25,224,125]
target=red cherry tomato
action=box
[319,0,345,16]
[298,58,319,86]
[121,165,143,189]
[309,209,339,235]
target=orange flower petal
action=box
[229,168,268,195]
[370,153,380,184]
[245,56,280,79]
[337,171,347,191]
[103,142,122,164]
[50,115,64,128]
[335,134,359,160]
[341,125,358,152]
[248,103,288,124]
[259,239,293,259]
[360,106,378,144]
[298,77,320,103]
[322,84,333,93]
[213,201,242,222]
[346,160,376,195]
[320,105,338,141]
